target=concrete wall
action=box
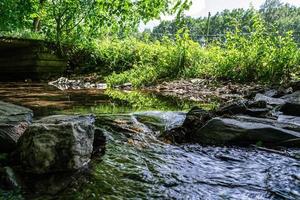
[0,38,67,81]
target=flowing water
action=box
[0,83,299,200]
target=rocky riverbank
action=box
[0,101,106,197]
[147,79,300,103]
[49,76,299,104]
[161,84,300,148]
[0,80,299,198]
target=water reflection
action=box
[0,83,215,117]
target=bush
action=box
[85,14,300,87]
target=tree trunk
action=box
[32,0,46,32]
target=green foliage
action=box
[202,13,300,83]
[97,12,300,87]
[1,0,299,85]
[0,0,36,31]
[152,0,300,42]
[0,0,191,46]
[100,30,196,87]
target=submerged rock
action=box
[0,101,33,152]
[18,115,95,174]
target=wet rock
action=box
[0,167,20,190]
[190,78,205,84]
[216,100,270,118]
[0,101,33,152]
[96,83,108,90]
[244,108,270,117]
[289,81,300,91]
[19,167,91,196]
[191,116,300,147]
[160,127,188,144]
[280,102,300,116]
[162,87,300,146]
[277,115,300,126]
[182,107,213,134]
[160,107,212,143]
[134,111,186,132]
[255,93,286,105]
[49,77,107,90]
[116,82,132,90]
[247,100,267,109]
[216,100,248,115]
[96,114,156,144]
[92,128,106,156]
[263,89,279,98]
[280,91,300,116]
[18,115,95,174]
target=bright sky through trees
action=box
[140,0,300,31]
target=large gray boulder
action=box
[18,115,95,174]
[192,116,300,147]
[0,101,33,152]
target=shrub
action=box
[86,13,300,87]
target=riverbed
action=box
[0,83,299,200]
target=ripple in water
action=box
[65,112,300,200]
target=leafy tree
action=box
[0,0,191,45]
[152,0,300,42]
[0,0,36,31]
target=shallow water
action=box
[0,82,215,117]
[0,83,299,200]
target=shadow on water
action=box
[0,83,299,200]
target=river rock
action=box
[49,77,106,90]
[115,82,132,90]
[0,166,20,190]
[216,100,248,115]
[255,93,286,105]
[0,101,33,152]
[277,115,300,126]
[191,116,300,147]
[18,115,95,174]
[92,128,106,156]
[160,107,212,143]
[280,91,300,116]
[216,99,271,118]
[182,107,213,133]
[290,81,300,91]
[263,89,279,98]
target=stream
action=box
[0,83,299,200]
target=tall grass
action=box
[85,15,300,87]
